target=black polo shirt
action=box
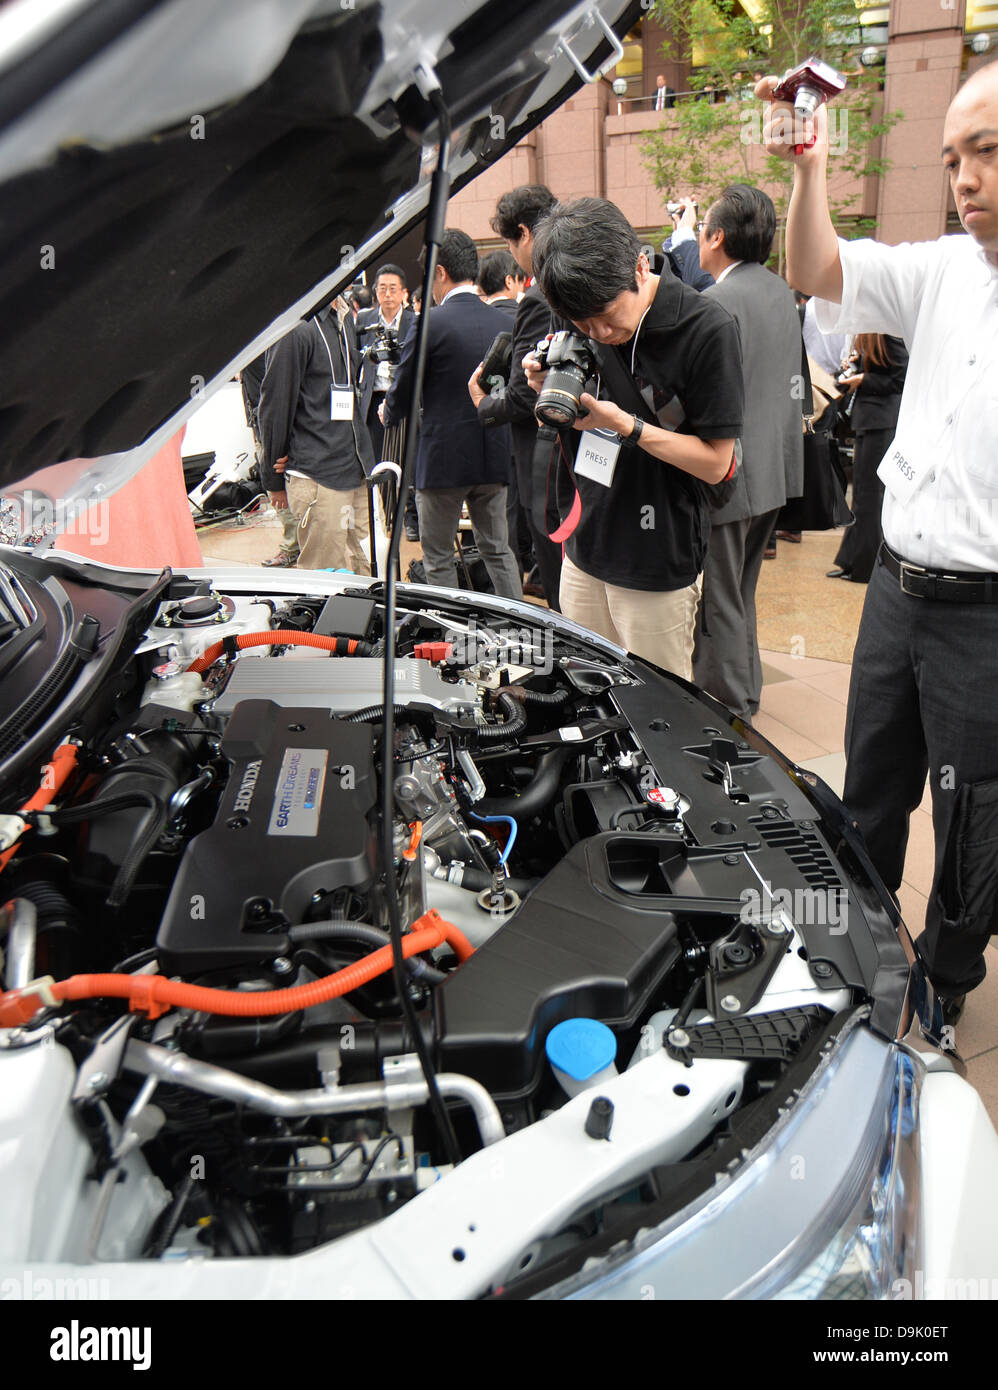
[567,272,743,592]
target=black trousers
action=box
[834,427,891,582]
[844,556,998,994]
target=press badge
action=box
[329,388,354,421]
[575,428,621,487]
[877,433,929,505]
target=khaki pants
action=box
[285,477,371,574]
[559,553,702,680]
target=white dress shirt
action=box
[815,234,998,571]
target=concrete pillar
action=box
[877,0,967,243]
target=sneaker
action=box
[404,520,420,542]
[263,551,298,568]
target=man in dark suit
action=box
[692,184,804,720]
[353,264,417,540]
[469,184,563,609]
[477,249,526,319]
[383,229,522,599]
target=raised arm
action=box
[756,76,843,303]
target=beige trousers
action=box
[285,477,371,574]
[559,553,702,680]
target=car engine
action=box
[0,564,903,1292]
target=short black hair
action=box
[477,249,522,296]
[490,184,558,242]
[433,228,479,284]
[705,184,776,265]
[373,262,407,288]
[348,283,372,309]
[531,198,641,322]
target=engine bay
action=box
[0,562,905,1292]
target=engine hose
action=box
[102,792,167,909]
[471,690,528,744]
[26,791,162,827]
[0,742,80,873]
[478,745,572,821]
[0,909,471,1026]
[287,920,447,985]
[344,704,412,724]
[186,630,373,675]
[519,687,570,706]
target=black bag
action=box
[781,401,852,532]
[406,541,495,593]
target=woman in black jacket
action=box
[827,332,909,583]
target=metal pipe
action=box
[124,1040,504,1148]
[2,898,37,989]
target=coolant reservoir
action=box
[141,661,206,713]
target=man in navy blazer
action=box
[383,229,522,598]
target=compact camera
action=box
[772,56,847,153]
[532,331,598,430]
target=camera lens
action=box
[536,365,589,428]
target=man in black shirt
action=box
[257,305,373,572]
[527,197,743,679]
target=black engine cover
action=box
[156,701,376,973]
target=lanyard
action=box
[314,318,352,389]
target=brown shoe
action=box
[764,545,777,559]
[774,530,801,543]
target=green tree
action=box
[641,0,902,274]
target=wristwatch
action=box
[624,414,644,447]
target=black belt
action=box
[879,543,998,602]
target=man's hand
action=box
[269,490,289,510]
[754,75,830,166]
[523,351,546,396]
[467,363,487,408]
[574,394,633,437]
[674,196,698,232]
[274,456,288,475]
[378,400,387,425]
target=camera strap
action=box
[533,427,581,543]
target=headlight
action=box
[541,1019,922,1300]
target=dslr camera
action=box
[365,324,401,367]
[533,331,597,429]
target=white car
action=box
[0,0,996,1304]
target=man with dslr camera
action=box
[525,197,743,679]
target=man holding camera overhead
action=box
[524,197,743,680]
[759,62,998,1027]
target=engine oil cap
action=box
[546,1018,617,1098]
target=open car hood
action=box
[0,0,640,513]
